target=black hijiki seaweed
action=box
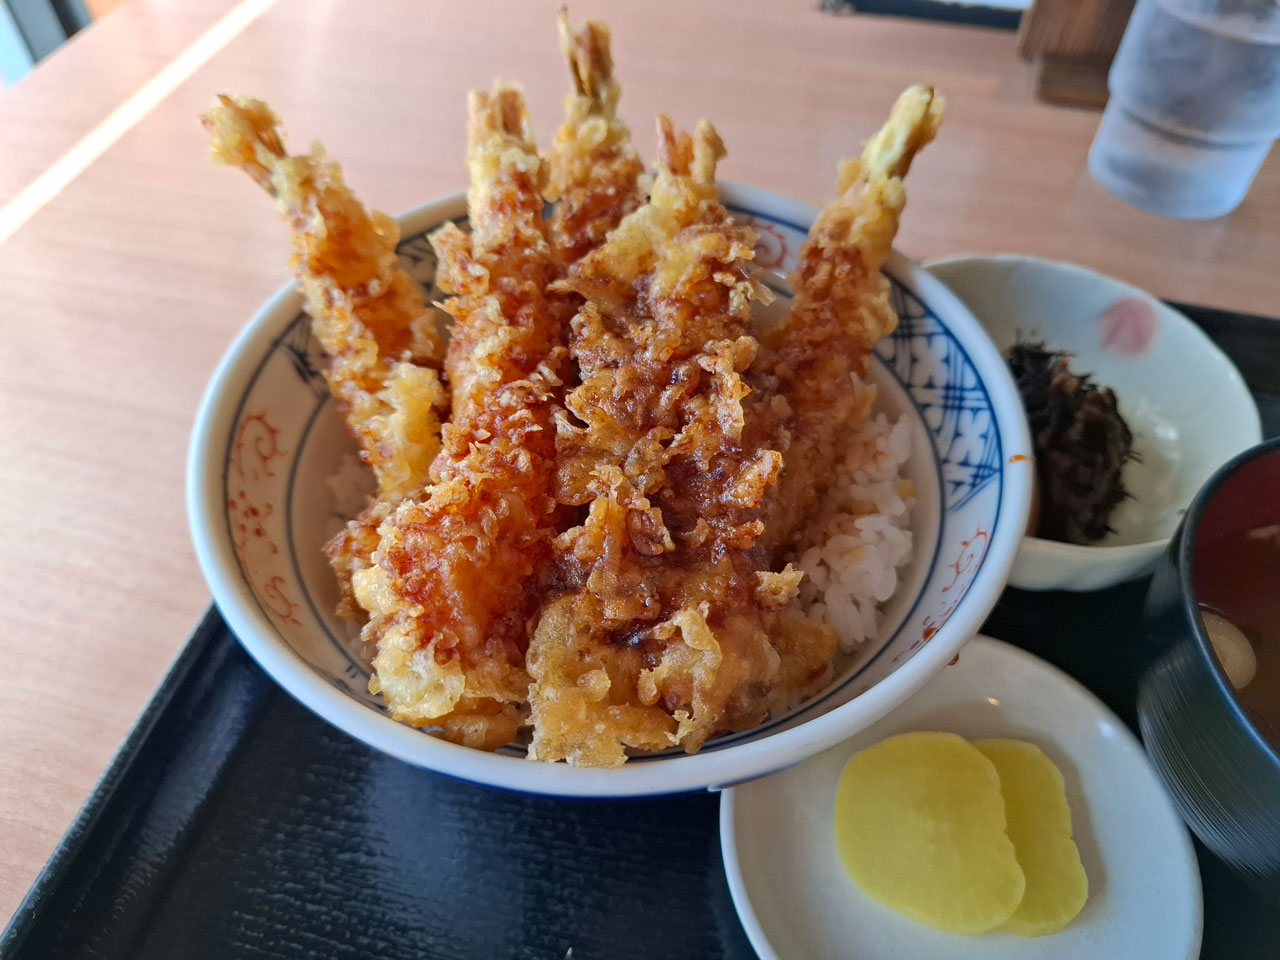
[1007,340,1137,545]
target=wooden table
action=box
[1,0,1277,928]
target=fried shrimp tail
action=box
[544,10,645,263]
[526,118,836,767]
[353,82,573,752]
[203,95,447,614]
[762,85,943,554]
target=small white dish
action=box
[721,635,1202,960]
[924,255,1260,592]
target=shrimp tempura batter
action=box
[762,85,944,555]
[352,85,573,751]
[203,96,447,615]
[526,118,837,767]
[205,59,942,765]
[544,11,645,264]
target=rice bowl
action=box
[188,186,1033,795]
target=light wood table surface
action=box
[1,0,1277,928]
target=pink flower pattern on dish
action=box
[1098,296,1158,355]
[228,410,301,627]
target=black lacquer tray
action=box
[3,302,1278,960]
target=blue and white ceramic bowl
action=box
[188,185,1033,796]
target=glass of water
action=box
[1088,0,1280,219]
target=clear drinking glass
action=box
[1088,0,1280,219]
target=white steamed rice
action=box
[794,412,915,653]
[327,453,374,522]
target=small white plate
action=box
[720,636,1202,960]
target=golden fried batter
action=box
[207,59,942,765]
[544,11,645,264]
[761,85,944,555]
[353,84,573,751]
[526,117,837,767]
[203,96,447,615]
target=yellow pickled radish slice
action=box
[834,731,1026,934]
[973,738,1088,937]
